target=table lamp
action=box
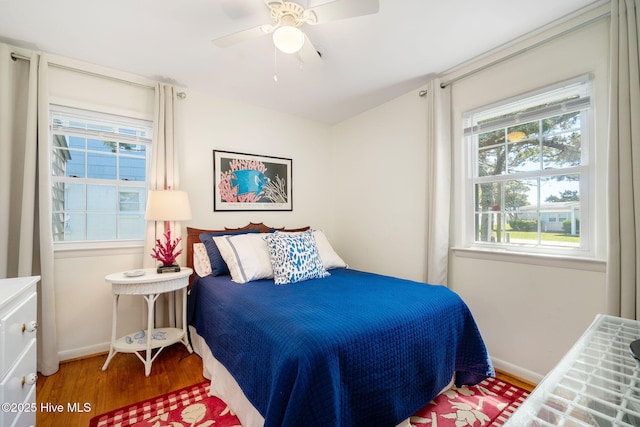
[145,190,192,273]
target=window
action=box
[464,77,592,254]
[50,106,152,244]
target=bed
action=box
[186,223,494,427]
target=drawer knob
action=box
[22,321,38,333]
[21,373,38,387]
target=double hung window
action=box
[50,106,152,244]
[464,77,592,254]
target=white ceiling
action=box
[0,0,601,124]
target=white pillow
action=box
[193,242,212,277]
[212,233,273,283]
[313,230,348,270]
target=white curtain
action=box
[607,0,640,319]
[144,83,184,326]
[425,79,452,286]
[144,83,182,266]
[0,44,59,375]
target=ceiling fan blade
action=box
[213,25,274,48]
[297,35,323,67]
[307,0,379,24]
[264,0,284,8]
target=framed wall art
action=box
[213,150,293,211]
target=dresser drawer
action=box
[0,292,37,378]
[0,340,37,427]
[10,385,36,427]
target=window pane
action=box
[52,212,66,242]
[542,112,581,134]
[478,146,505,176]
[87,153,116,179]
[540,175,580,246]
[476,213,499,242]
[118,214,145,239]
[61,212,86,241]
[63,150,86,178]
[52,147,73,177]
[507,140,540,173]
[475,182,506,242]
[542,133,581,169]
[119,189,145,212]
[478,129,505,149]
[67,136,86,149]
[508,178,539,245]
[64,183,85,211]
[120,157,146,182]
[475,182,503,212]
[52,182,66,212]
[476,212,511,243]
[87,214,116,240]
[507,122,539,142]
[119,142,146,157]
[88,138,115,152]
[505,179,537,212]
[87,185,117,211]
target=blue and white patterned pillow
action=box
[263,230,330,285]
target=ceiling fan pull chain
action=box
[273,46,278,82]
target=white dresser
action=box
[0,276,39,427]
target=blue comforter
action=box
[188,268,493,427]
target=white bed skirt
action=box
[189,325,450,427]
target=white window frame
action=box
[462,76,594,258]
[50,105,153,250]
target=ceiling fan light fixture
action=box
[272,25,305,54]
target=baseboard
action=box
[58,342,110,363]
[491,356,544,385]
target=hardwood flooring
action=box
[36,344,535,427]
[495,369,536,393]
[36,344,205,427]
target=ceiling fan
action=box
[212,0,380,66]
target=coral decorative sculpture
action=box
[151,229,183,272]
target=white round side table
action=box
[102,267,193,376]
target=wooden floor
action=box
[36,344,536,427]
[495,369,536,393]
[36,344,205,427]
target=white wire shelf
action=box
[505,314,640,426]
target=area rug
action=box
[89,377,529,427]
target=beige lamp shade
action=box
[145,190,192,221]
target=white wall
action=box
[178,89,333,233]
[329,89,430,282]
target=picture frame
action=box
[213,150,293,211]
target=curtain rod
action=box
[10,51,187,98]
[439,10,610,89]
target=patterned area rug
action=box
[89,377,529,427]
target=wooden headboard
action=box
[186,222,310,282]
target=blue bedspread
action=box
[188,268,493,427]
